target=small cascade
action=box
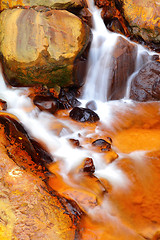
[82,4,118,102]
[82,0,156,102]
[0,0,160,239]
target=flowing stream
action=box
[0,0,160,239]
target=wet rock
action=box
[69,107,100,122]
[130,61,160,101]
[81,157,95,174]
[0,0,87,11]
[92,138,111,151]
[0,99,7,110]
[151,55,159,61]
[71,7,92,28]
[30,139,53,165]
[107,36,137,100]
[95,0,160,51]
[58,88,81,109]
[95,0,130,36]
[86,100,97,111]
[33,95,59,114]
[121,0,160,45]
[69,138,81,147]
[103,150,119,163]
[0,8,91,89]
[0,113,83,239]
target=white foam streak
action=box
[82,5,118,102]
[96,162,130,188]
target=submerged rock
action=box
[0,113,83,239]
[130,61,160,101]
[86,100,97,110]
[69,107,100,122]
[0,0,87,11]
[0,8,91,88]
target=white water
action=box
[0,0,158,208]
[82,1,157,102]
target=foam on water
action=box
[0,0,157,193]
[0,65,130,187]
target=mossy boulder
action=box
[0,8,91,88]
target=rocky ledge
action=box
[0,113,82,239]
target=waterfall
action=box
[82,4,118,102]
[82,0,156,102]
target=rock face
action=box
[130,61,160,101]
[122,0,160,44]
[0,113,82,239]
[0,0,87,11]
[95,0,160,50]
[0,8,91,88]
[107,36,137,100]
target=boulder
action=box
[0,0,87,11]
[0,113,82,239]
[95,0,160,51]
[121,0,160,44]
[107,36,137,100]
[0,8,91,88]
[130,61,160,101]
[69,107,100,122]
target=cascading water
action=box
[82,3,118,102]
[0,0,160,239]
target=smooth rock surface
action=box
[0,113,82,239]
[130,61,160,101]
[69,107,100,122]
[0,8,91,88]
[108,36,137,100]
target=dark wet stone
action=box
[0,99,7,111]
[92,139,109,147]
[85,100,97,110]
[58,89,81,109]
[130,61,160,101]
[69,138,80,147]
[33,95,59,114]
[151,54,159,61]
[82,157,95,174]
[69,107,100,122]
[30,139,53,165]
[101,143,111,151]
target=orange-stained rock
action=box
[48,161,107,211]
[0,113,83,239]
[0,8,91,88]
[0,99,7,110]
[122,0,160,44]
[0,0,87,11]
